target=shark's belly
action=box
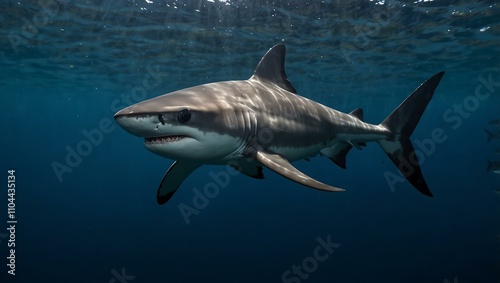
[268,143,325,162]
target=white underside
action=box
[146,130,245,162]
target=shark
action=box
[115,44,444,205]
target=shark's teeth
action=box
[145,135,187,144]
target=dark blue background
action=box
[0,0,499,282]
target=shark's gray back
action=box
[220,79,359,148]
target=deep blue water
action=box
[1,0,499,282]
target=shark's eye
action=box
[177,108,191,123]
[158,114,165,125]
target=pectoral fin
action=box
[157,161,201,205]
[254,150,345,192]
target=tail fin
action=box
[485,129,493,142]
[378,72,445,197]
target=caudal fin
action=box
[378,72,445,197]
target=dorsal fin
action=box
[349,108,363,121]
[250,44,297,94]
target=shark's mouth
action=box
[145,135,187,144]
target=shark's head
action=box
[114,83,255,162]
[115,44,294,163]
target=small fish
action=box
[487,160,500,174]
[484,129,500,142]
[489,119,500,126]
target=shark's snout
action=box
[114,107,135,131]
[114,111,155,138]
[114,114,130,132]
